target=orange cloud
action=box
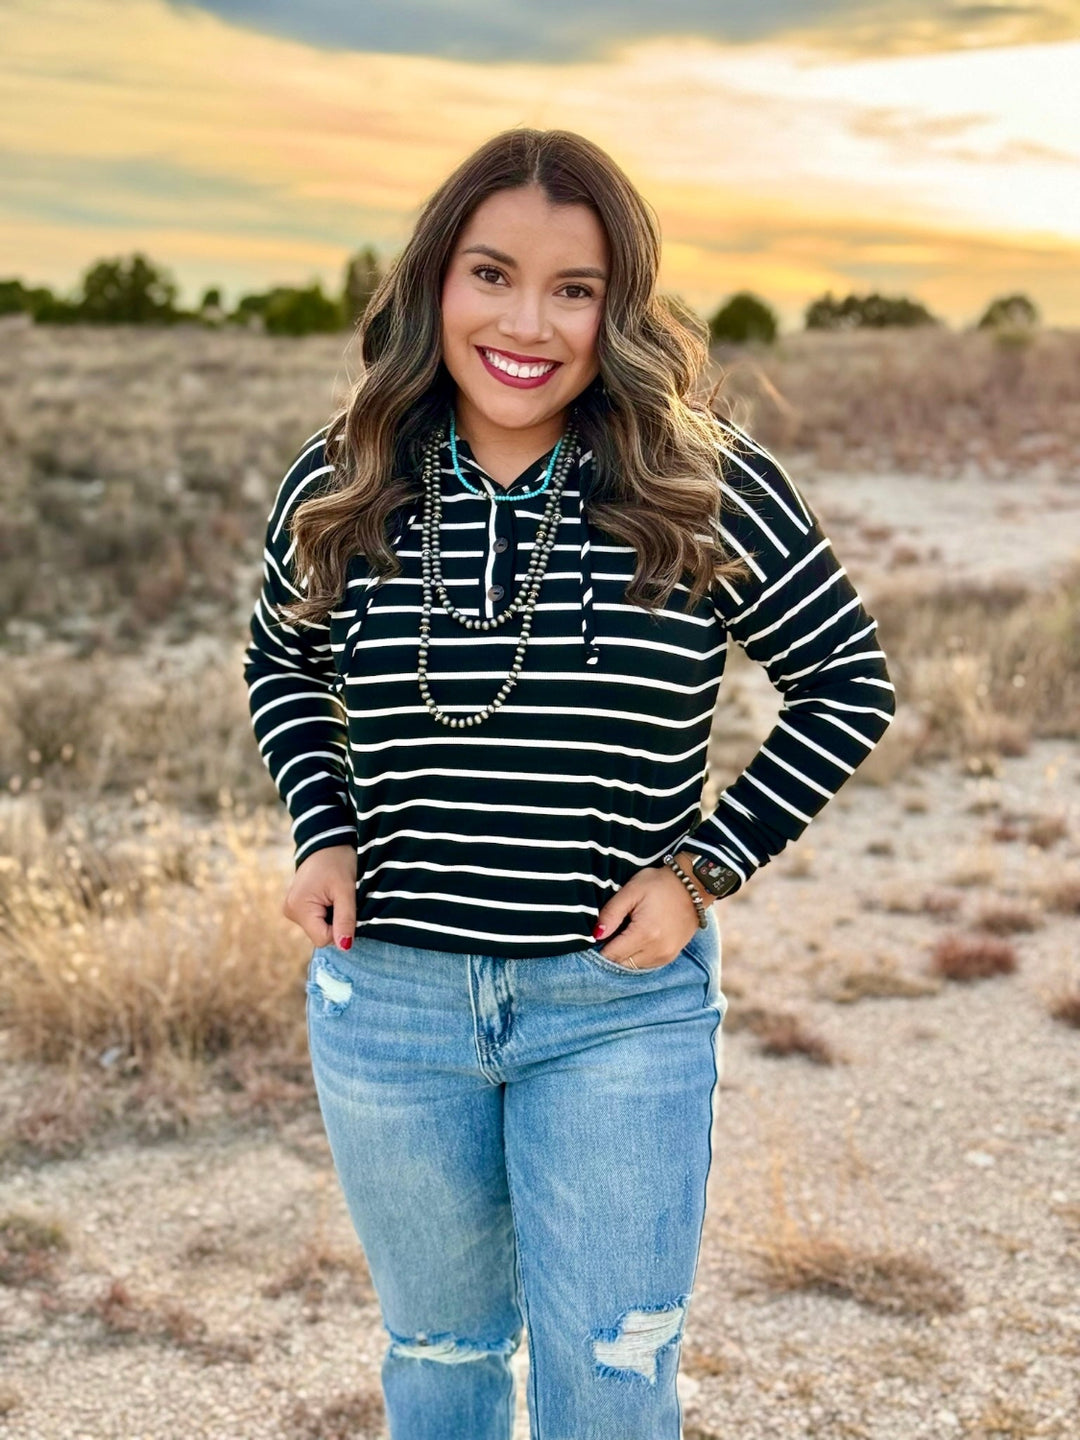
[2,0,1077,325]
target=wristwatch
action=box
[689,852,742,899]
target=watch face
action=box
[692,855,741,897]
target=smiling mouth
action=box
[477,346,562,381]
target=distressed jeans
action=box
[304,905,727,1440]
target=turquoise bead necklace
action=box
[449,410,564,500]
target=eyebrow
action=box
[461,244,607,282]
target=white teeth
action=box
[482,348,556,379]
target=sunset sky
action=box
[2,0,1078,330]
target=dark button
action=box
[488,584,504,601]
[493,537,509,553]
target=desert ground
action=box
[1,319,1077,1438]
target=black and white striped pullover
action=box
[243,416,896,958]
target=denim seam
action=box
[503,1141,542,1440]
[677,982,720,1438]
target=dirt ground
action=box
[1,462,1078,1438]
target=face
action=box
[439,183,609,441]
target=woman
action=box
[244,128,896,1440]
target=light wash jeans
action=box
[305,906,727,1440]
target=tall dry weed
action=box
[871,564,1080,764]
[1,644,274,817]
[0,799,308,1071]
[711,324,1080,479]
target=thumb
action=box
[328,877,357,951]
[593,892,632,941]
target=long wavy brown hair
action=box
[280,126,757,627]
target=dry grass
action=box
[0,645,275,818]
[1049,991,1080,1028]
[286,1390,387,1440]
[734,1146,964,1319]
[972,903,1042,935]
[822,963,943,1005]
[968,1399,1064,1437]
[1040,875,1080,914]
[0,322,353,650]
[723,1004,838,1064]
[928,933,1019,982]
[871,566,1080,765]
[947,849,1002,888]
[712,325,1080,479]
[872,884,964,917]
[0,797,316,1157]
[87,1277,256,1364]
[261,1239,375,1311]
[2,324,1074,652]
[0,801,303,1068]
[748,1230,964,1317]
[1024,814,1069,849]
[0,1212,69,1287]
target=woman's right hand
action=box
[283,844,358,949]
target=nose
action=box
[497,288,552,346]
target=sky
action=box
[2,0,1078,330]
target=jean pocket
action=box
[577,944,681,979]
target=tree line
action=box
[0,249,1041,340]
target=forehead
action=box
[455,186,609,266]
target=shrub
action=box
[928,933,1018,982]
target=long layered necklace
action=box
[417,416,580,728]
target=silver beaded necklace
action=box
[417,416,580,729]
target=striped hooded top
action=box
[243,414,897,959]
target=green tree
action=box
[805,290,939,330]
[976,293,1039,331]
[77,252,180,324]
[708,291,778,344]
[0,279,77,322]
[0,279,33,315]
[343,245,382,327]
[232,283,344,335]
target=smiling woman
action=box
[440,186,608,466]
[242,125,896,1440]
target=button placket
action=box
[487,503,517,619]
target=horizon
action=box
[2,1,1077,329]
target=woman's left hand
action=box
[591,853,713,970]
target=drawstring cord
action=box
[345,467,602,670]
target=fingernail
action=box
[592,924,606,938]
[337,935,352,950]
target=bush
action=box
[804,291,941,330]
[708,291,778,344]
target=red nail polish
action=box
[337,935,352,950]
[592,924,606,938]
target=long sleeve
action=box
[680,420,897,890]
[242,427,357,867]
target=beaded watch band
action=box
[661,852,710,930]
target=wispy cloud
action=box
[1,0,1078,324]
[170,0,1080,62]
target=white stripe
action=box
[774,716,856,774]
[742,771,813,823]
[755,743,837,800]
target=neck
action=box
[452,395,569,475]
